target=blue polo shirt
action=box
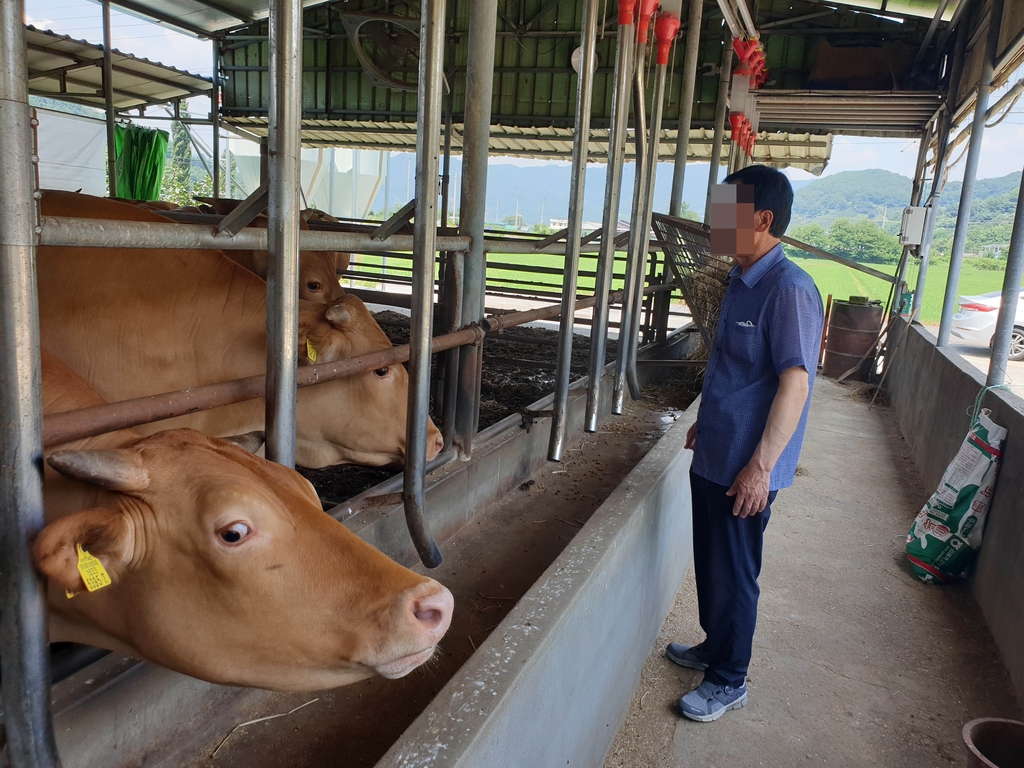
[691,243,823,491]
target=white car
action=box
[951,289,1024,360]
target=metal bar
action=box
[669,0,703,217]
[216,185,269,235]
[893,127,933,314]
[536,226,570,248]
[704,41,733,222]
[912,0,951,73]
[102,0,117,198]
[613,40,650,416]
[265,0,302,467]
[987,167,1024,386]
[780,236,898,284]
[211,39,221,198]
[405,0,447,568]
[938,0,1003,347]
[372,198,417,240]
[549,0,599,462]
[586,16,633,433]
[108,0,208,36]
[0,2,61,765]
[625,56,671,403]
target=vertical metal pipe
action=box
[987,167,1024,386]
[669,0,703,217]
[548,0,600,461]
[0,4,62,766]
[102,0,117,198]
[585,21,634,433]
[613,44,649,415]
[704,40,733,223]
[211,39,221,198]
[404,0,446,567]
[894,127,932,309]
[265,0,302,467]
[914,13,968,316]
[453,0,497,458]
[625,59,670,401]
[937,0,1003,347]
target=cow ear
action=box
[33,508,130,592]
[300,208,314,222]
[221,431,265,454]
[48,449,149,493]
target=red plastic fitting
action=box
[636,0,659,42]
[654,12,681,65]
[729,112,745,144]
[732,38,758,64]
[618,0,637,26]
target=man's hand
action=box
[685,422,697,450]
[726,461,771,518]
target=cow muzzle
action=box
[374,580,453,679]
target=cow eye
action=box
[374,367,389,378]
[307,281,321,291]
[219,522,251,544]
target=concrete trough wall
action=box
[376,408,696,768]
[885,321,1024,705]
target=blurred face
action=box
[710,183,757,258]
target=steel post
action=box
[102,0,117,198]
[404,0,446,567]
[211,39,221,198]
[669,0,704,217]
[0,2,62,766]
[988,167,1024,386]
[265,0,302,467]
[937,0,1003,347]
[625,59,670,402]
[548,0,600,462]
[453,0,498,458]
[613,42,649,415]
[704,41,733,222]
[894,128,932,307]
[585,20,634,433]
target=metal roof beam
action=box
[188,0,255,23]
[26,42,210,94]
[108,0,210,37]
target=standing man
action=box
[667,165,823,722]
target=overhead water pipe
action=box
[669,0,705,217]
[584,0,636,433]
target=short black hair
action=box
[723,164,794,237]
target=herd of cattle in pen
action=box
[33,190,454,692]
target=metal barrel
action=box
[822,300,884,381]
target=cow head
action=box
[35,429,453,692]
[295,294,444,467]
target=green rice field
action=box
[346,250,1009,327]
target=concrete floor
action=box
[604,377,1020,768]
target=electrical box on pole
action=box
[900,205,927,246]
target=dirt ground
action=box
[604,377,1020,768]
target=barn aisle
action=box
[605,376,1020,768]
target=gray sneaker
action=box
[665,642,709,671]
[678,680,748,722]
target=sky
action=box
[23,0,1024,187]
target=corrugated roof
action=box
[26,25,211,111]
[222,116,833,173]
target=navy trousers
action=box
[690,470,776,689]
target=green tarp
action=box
[114,124,168,200]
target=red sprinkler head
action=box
[654,12,681,65]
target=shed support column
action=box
[0,3,62,766]
[987,168,1024,386]
[894,126,931,311]
[211,39,221,198]
[102,0,117,198]
[669,0,703,218]
[265,0,302,467]
[585,8,634,433]
[453,0,497,458]
[404,0,447,567]
[549,0,599,461]
[937,0,1003,347]
[704,40,733,223]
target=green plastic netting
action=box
[114,124,168,200]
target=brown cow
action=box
[38,350,453,691]
[38,191,443,467]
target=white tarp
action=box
[35,108,107,196]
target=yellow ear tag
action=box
[74,543,112,593]
[306,339,318,363]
